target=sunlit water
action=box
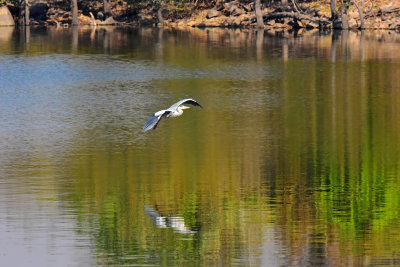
[1,26,400,266]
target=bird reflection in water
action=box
[144,205,196,234]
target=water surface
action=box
[1,26,400,266]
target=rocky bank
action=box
[1,0,400,31]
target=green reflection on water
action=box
[2,27,400,266]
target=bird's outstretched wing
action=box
[143,110,171,132]
[168,98,203,110]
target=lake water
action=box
[1,26,400,266]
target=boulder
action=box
[215,0,224,11]
[139,14,154,25]
[0,6,15,26]
[348,18,357,28]
[99,16,118,25]
[206,15,228,26]
[223,2,235,12]
[78,14,92,25]
[224,4,245,16]
[306,21,319,29]
[207,9,221,19]
[379,4,394,14]
[379,22,389,29]
[30,2,48,20]
[97,11,104,20]
[225,16,235,26]
[332,20,342,29]
[243,3,253,12]
[294,19,304,28]
[231,6,245,16]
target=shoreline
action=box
[1,1,400,31]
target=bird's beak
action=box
[181,105,190,109]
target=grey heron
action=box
[143,98,203,132]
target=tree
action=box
[18,0,29,26]
[153,0,164,25]
[254,0,264,29]
[71,0,78,26]
[24,0,29,25]
[330,0,338,21]
[340,0,349,29]
[351,0,364,29]
[103,0,111,19]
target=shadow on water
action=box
[1,26,400,266]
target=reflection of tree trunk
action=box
[24,26,31,51]
[330,0,338,21]
[282,39,288,62]
[90,26,96,41]
[104,29,111,52]
[254,0,264,29]
[256,29,263,61]
[331,30,339,62]
[341,30,349,60]
[156,28,164,58]
[26,25,30,43]
[72,26,78,52]
[71,0,79,26]
[360,30,365,61]
[103,0,111,18]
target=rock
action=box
[348,18,357,28]
[0,6,15,26]
[206,15,228,26]
[225,16,235,26]
[223,2,235,12]
[294,19,304,28]
[97,11,104,20]
[78,14,92,25]
[332,20,342,29]
[215,0,224,11]
[30,2,49,20]
[389,21,400,30]
[224,3,245,16]
[233,17,242,26]
[307,21,319,28]
[139,14,154,25]
[222,2,244,16]
[349,11,358,19]
[99,16,118,25]
[231,7,245,16]
[187,20,197,27]
[379,5,394,14]
[207,9,221,19]
[379,22,389,29]
[243,3,253,12]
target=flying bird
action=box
[143,98,203,132]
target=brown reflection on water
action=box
[1,26,400,266]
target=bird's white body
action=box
[143,99,202,132]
